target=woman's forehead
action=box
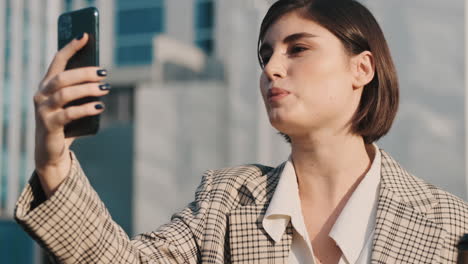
[262,12,327,45]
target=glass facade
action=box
[1,0,34,211]
[20,1,31,192]
[0,219,34,263]
[194,0,214,54]
[1,0,11,210]
[116,0,165,65]
[1,1,38,263]
[65,0,73,11]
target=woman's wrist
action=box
[35,152,72,198]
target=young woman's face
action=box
[259,11,363,140]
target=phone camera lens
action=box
[58,14,72,40]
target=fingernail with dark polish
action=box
[95,104,104,110]
[99,83,111,91]
[76,32,84,40]
[97,69,107,77]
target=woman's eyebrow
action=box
[260,32,318,54]
[283,32,318,43]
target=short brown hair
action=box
[258,0,399,144]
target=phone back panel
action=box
[58,7,99,69]
[58,7,100,138]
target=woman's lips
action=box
[267,87,290,102]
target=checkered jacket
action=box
[15,149,468,263]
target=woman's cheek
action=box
[259,75,269,100]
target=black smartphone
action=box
[58,7,100,138]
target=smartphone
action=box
[58,7,100,138]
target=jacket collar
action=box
[243,162,284,206]
[244,149,439,214]
[235,149,444,263]
[245,150,437,211]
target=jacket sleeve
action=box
[14,151,213,264]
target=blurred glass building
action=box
[116,0,164,65]
[0,0,466,263]
[0,1,59,262]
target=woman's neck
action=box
[290,133,375,206]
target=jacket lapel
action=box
[227,150,446,263]
[228,163,293,264]
[371,150,444,263]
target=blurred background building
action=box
[0,0,465,263]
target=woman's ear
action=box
[351,51,375,89]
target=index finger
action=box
[43,32,89,82]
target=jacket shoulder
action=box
[407,170,468,235]
[430,184,468,232]
[380,150,468,234]
[196,164,274,210]
[207,163,273,185]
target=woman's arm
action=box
[15,151,212,264]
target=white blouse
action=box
[262,144,381,264]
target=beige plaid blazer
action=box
[15,149,468,263]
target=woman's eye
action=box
[289,45,307,54]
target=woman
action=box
[15,0,468,263]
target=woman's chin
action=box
[269,117,297,135]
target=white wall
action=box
[134,81,228,233]
[216,0,290,167]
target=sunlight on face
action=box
[259,11,362,139]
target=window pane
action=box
[195,1,213,29]
[117,45,153,65]
[118,8,164,35]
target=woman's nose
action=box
[263,55,286,81]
